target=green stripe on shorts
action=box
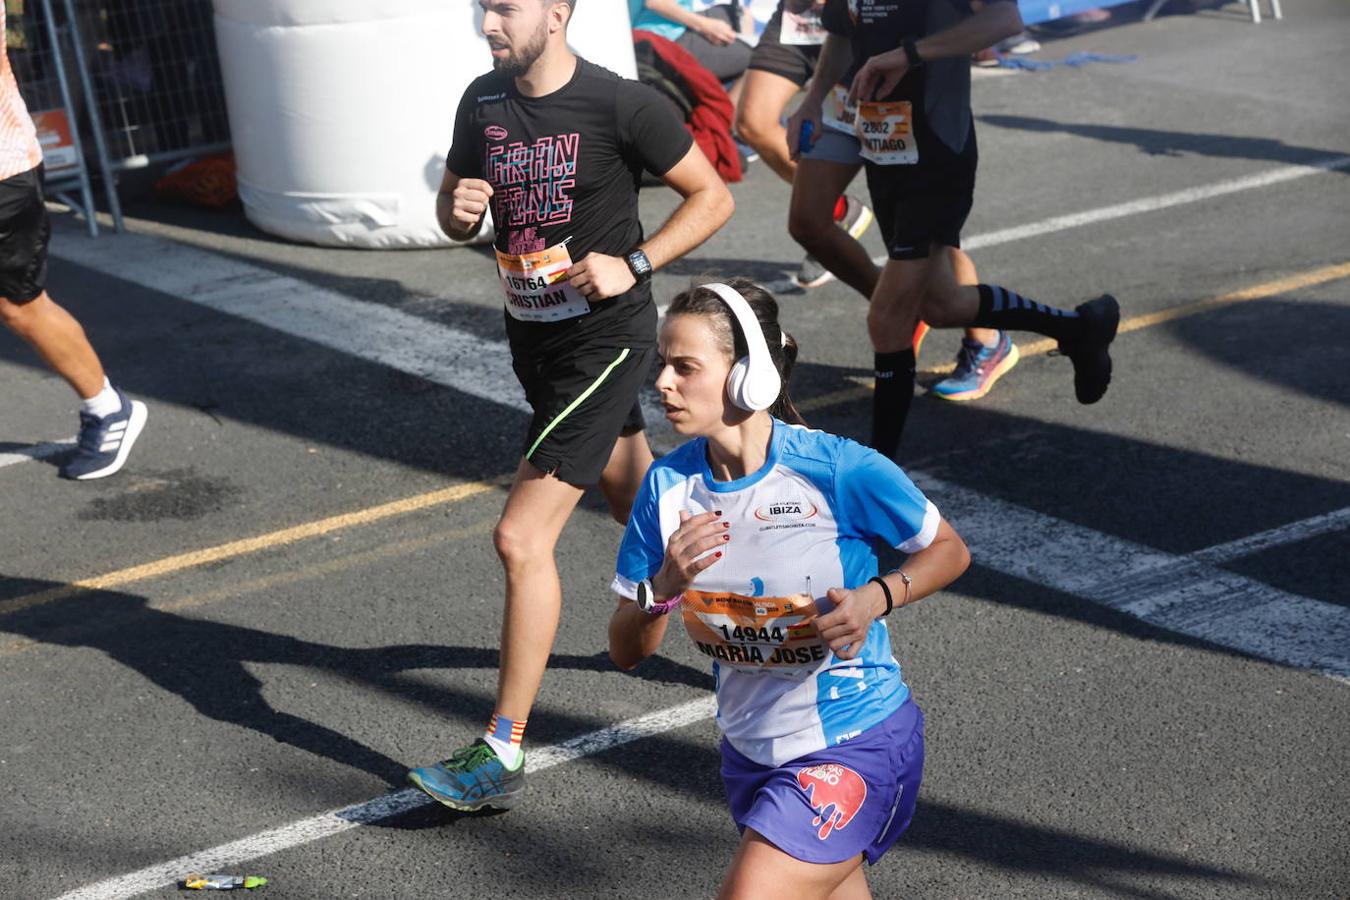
[526,347,632,462]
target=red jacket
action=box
[632,30,742,183]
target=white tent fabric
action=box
[213,0,638,248]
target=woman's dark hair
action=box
[666,277,807,426]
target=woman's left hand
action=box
[815,584,884,660]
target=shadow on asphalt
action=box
[979,114,1350,169]
[1163,297,1350,411]
[906,800,1277,898]
[0,578,710,787]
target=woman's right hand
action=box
[652,509,729,599]
[786,97,824,162]
[696,15,738,46]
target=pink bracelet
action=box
[645,594,684,616]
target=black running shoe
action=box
[1059,294,1119,404]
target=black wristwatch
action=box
[901,37,925,68]
[625,248,653,284]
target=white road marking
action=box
[51,231,531,415]
[757,155,1350,295]
[6,155,1335,471]
[1189,505,1350,567]
[915,475,1350,681]
[50,696,718,900]
[46,494,1346,899]
[0,436,75,469]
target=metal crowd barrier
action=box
[16,0,230,233]
[9,0,100,235]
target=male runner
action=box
[0,10,147,480]
[733,0,875,289]
[791,0,1118,456]
[406,0,734,811]
[740,0,1018,403]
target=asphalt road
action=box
[2,2,1348,898]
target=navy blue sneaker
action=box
[408,739,526,812]
[59,390,148,480]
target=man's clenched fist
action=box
[450,178,494,234]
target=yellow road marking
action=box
[803,261,1350,410]
[0,517,499,657]
[3,262,1347,619]
[0,479,508,617]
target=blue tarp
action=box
[1018,0,1134,25]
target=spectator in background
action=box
[630,0,753,103]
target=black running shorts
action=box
[0,164,50,304]
[864,130,978,260]
[747,8,821,88]
[507,298,656,486]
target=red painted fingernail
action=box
[723,534,730,541]
[714,551,722,558]
[715,510,723,516]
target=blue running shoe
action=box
[408,739,526,812]
[60,390,148,480]
[930,331,1020,402]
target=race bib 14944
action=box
[682,589,830,675]
[495,242,591,323]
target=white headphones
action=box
[700,282,782,412]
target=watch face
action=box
[628,251,652,276]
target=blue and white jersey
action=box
[613,420,939,766]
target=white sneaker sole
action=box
[73,400,148,480]
[846,204,875,241]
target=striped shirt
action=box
[0,10,43,181]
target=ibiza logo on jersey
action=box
[754,499,818,523]
[484,125,509,141]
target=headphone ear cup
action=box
[725,356,753,411]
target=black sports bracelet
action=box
[902,37,925,68]
[869,575,894,617]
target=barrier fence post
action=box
[11,0,100,236]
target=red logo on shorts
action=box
[796,763,868,840]
[485,125,508,141]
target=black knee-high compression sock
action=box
[969,284,1082,343]
[871,349,916,459]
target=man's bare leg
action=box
[492,458,588,722]
[0,291,105,398]
[788,159,876,298]
[948,249,997,348]
[598,428,655,525]
[867,255,932,457]
[2,289,148,479]
[735,69,802,183]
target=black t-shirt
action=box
[447,57,692,337]
[821,0,1008,157]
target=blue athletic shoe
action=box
[59,390,148,480]
[408,739,526,812]
[930,331,1020,401]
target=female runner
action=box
[609,278,970,898]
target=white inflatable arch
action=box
[213,0,638,248]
